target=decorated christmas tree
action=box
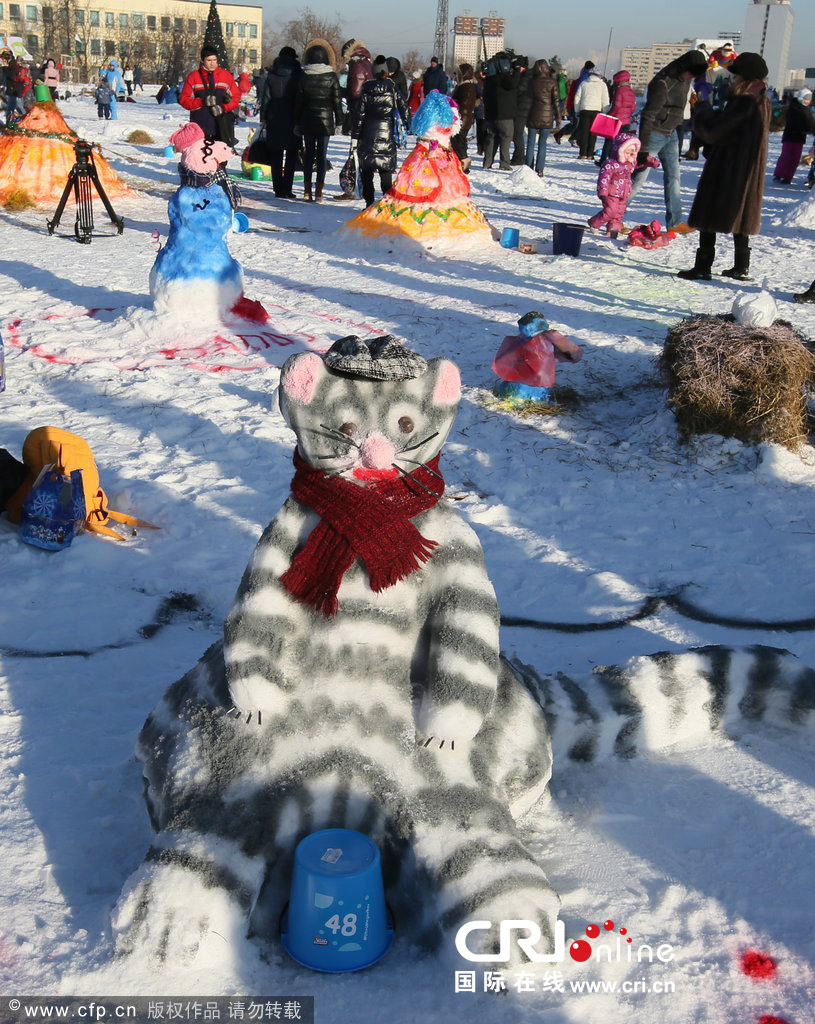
[203,0,229,69]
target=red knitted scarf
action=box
[280,449,445,617]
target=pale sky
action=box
[256,0,812,71]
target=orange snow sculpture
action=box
[341,90,495,254]
[0,102,134,206]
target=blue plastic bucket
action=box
[281,829,393,973]
[232,212,250,233]
[552,223,585,257]
[163,145,175,158]
[500,226,520,248]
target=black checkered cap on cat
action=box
[324,335,429,381]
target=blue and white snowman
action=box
[150,181,244,319]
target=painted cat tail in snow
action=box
[512,645,815,766]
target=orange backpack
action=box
[6,426,158,541]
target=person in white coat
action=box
[574,70,610,159]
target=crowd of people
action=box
[0,50,148,125]
[2,32,811,300]
[241,44,573,200]
[173,37,813,297]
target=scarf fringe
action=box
[369,538,438,592]
[280,555,348,618]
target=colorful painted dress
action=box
[342,139,494,252]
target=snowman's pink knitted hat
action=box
[169,122,204,152]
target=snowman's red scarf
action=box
[280,449,444,617]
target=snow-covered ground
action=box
[1,94,814,1024]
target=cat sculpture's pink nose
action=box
[359,432,396,470]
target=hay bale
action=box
[661,313,815,450]
[3,188,35,210]
[126,129,154,144]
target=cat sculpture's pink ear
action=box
[280,352,324,406]
[432,359,461,406]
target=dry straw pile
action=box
[2,188,35,210]
[126,129,154,144]
[662,314,815,450]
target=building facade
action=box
[741,0,794,92]
[717,29,742,48]
[620,39,694,91]
[452,9,504,69]
[0,0,262,80]
[694,37,738,56]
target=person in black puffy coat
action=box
[351,55,409,206]
[294,43,343,201]
[511,56,532,164]
[261,47,302,198]
[482,54,520,169]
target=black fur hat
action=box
[728,52,769,81]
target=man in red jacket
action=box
[180,46,240,143]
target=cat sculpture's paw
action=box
[112,859,248,965]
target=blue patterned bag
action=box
[19,465,86,551]
[393,111,408,148]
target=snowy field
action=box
[0,93,814,1024]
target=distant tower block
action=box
[742,0,794,93]
[452,9,505,68]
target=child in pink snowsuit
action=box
[588,132,657,236]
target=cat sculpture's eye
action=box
[339,422,357,437]
[398,417,415,434]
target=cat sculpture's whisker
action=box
[305,428,357,448]
[316,454,356,462]
[398,431,439,454]
[319,423,361,449]
[394,456,444,481]
[392,464,439,497]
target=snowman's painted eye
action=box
[398,417,415,434]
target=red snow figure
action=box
[741,950,778,980]
[492,310,582,403]
[758,1017,791,1024]
[628,219,677,250]
[588,133,659,236]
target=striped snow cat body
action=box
[113,342,815,972]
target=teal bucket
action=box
[281,829,393,973]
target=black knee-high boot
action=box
[721,234,751,280]
[678,230,715,280]
[794,279,815,304]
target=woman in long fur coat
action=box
[678,52,771,282]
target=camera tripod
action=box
[47,139,124,244]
